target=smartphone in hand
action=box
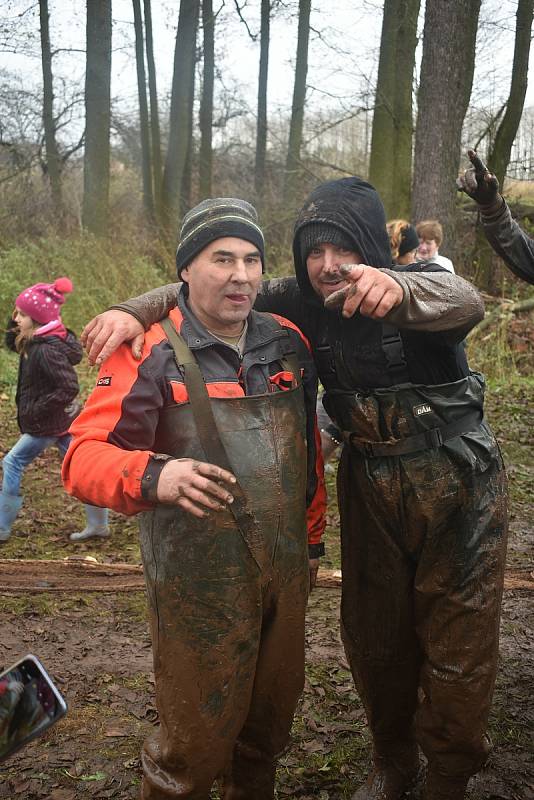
[0,654,67,762]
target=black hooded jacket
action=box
[5,321,83,436]
[254,177,470,390]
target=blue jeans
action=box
[2,433,108,524]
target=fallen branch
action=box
[0,560,532,593]
[468,296,534,338]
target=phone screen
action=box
[0,655,67,762]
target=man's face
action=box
[306,243,362,299]
[417,238,438,260]
[182,237,263,334]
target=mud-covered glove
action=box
[457,149,503,215]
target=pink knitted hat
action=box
[15,277,73,324]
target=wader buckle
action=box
[424,427,443,449]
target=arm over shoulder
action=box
[111,283,181,329]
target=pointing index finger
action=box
[467,149,488,176]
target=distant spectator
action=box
[0,278,109,543]
[416,219,455,273]
[387,219,420,265]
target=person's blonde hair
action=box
[387,219,411,261]
[415,220,443,248]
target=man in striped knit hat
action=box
[63,197,326,800]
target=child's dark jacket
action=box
[6,323,83,436]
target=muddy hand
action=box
[157,458,237,518]
[456,148,500,206]
[325,263,403,319]
[82,310,146,366]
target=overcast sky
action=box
[1,0,531,143]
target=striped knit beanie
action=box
[175,198,265,277]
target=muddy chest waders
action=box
[325,369,508,792]
[138,318,310,800]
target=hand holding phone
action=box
[0,654,67,762]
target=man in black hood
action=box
[80,178,507,800]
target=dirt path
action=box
[1,583,532,799]
[0,380,532,798]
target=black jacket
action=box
[6,323,83,436]
[255,178,471,391]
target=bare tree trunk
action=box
[144,0,162,221]
[412,0,480,258]
[369,0,399,216]
[476,0,534,292]
[255,0,270,202]
[181,37,198,214]
[133,0,154,222]
[83,0,112,235]
[39,0,62,215]
[161,0,199,238]
[392,0,420,218]
[199,0,215,198]
[284,0,311,205]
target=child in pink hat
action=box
[1,278,109,543]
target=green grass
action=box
[0,235,168,335]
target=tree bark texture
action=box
[412,0,481,258]
[144,0,163,221]
[199,0,215,198]
[39,0,62,214]
[369,0,399,217]
[391,0,420,219]
[255,0,270,201]
[285,0,311,204]
[83,0,112,235]
[181,37,198,215]
[133,0,154,222]
[161,0,199,237]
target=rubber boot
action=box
[351,744,420,800]
[69,504,110,542]
[222,743,276,800]
[421,771,469,800]
[0,492,23,542]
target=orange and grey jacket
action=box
[62,288,326,553]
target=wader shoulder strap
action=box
[160,317,272,577]
[280,351,302,385]
[381,322,411,384]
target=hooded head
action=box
[292,177,392,304]
[175,197,265,278]
[15,277,73,325]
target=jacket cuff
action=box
[308,542,325,558]
[480,195,506,222]
[141,454,174,502]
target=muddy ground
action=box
[0,378,532,799]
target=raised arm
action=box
[457,148,534,285]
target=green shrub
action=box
[0,235,168,335]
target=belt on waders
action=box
[346,409,483,458]
[160,316,301,577]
